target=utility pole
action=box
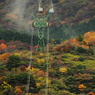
[32,1,54,51]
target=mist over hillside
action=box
[0,0,95,40]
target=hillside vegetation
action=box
[0,0,95,95]
[0,31,95,95]
[0,0,95,40]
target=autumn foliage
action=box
[78,84,86,91]
[36,70,45,76]
[89,92,95,95]
[37,59,45,63]
[0,43,7,50]
[59,67,67,74]
[83,31,95,48]
[1,0,95,95]
[0,53,11,60]
[55,31,95,53]
[14,86,22,95]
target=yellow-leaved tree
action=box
[59,67,67,74]
[59,0,66,3]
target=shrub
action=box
[32,63,47,72]
[55,46,62,52]
[14,86,22,95]
[78,56,85,61]
[78,84,86,91]
[49,69,57,78]
[90,75,95,89]
[37,59,45,64]
[76,35,83,42]
[88,49,94,55]
[6,55,22,70]
[19,65,27,71]
[0,66,6,71]
[4,73,36,87]
[51,60,64,68]
[64,45,70,53]
[0,81,14,95]
[76,47,87,53]
[64,76,78,93]
[65,76,76,85]
[76,65,86,70]
[67,65,86,75]
[0,53,11,60]
[59,67,67,74]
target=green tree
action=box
[5,73,36,88]
[76,35,83,42]
[6,55,21,70]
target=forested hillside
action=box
[1,0,95,95]
[0,31,95,95]
[0,0,95,40]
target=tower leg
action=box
[36,28,45,51]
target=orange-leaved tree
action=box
[78,84,86,91]
[88,92,95,95]
[14,86,22,95]
[0,43,7,50]
[0,53,11,60]
[83,31,95,49]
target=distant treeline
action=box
[50,19,95,40]
[71,19,95,34]
[1,18,95,45]
[0,28,41,46]
[0,28,61,45]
